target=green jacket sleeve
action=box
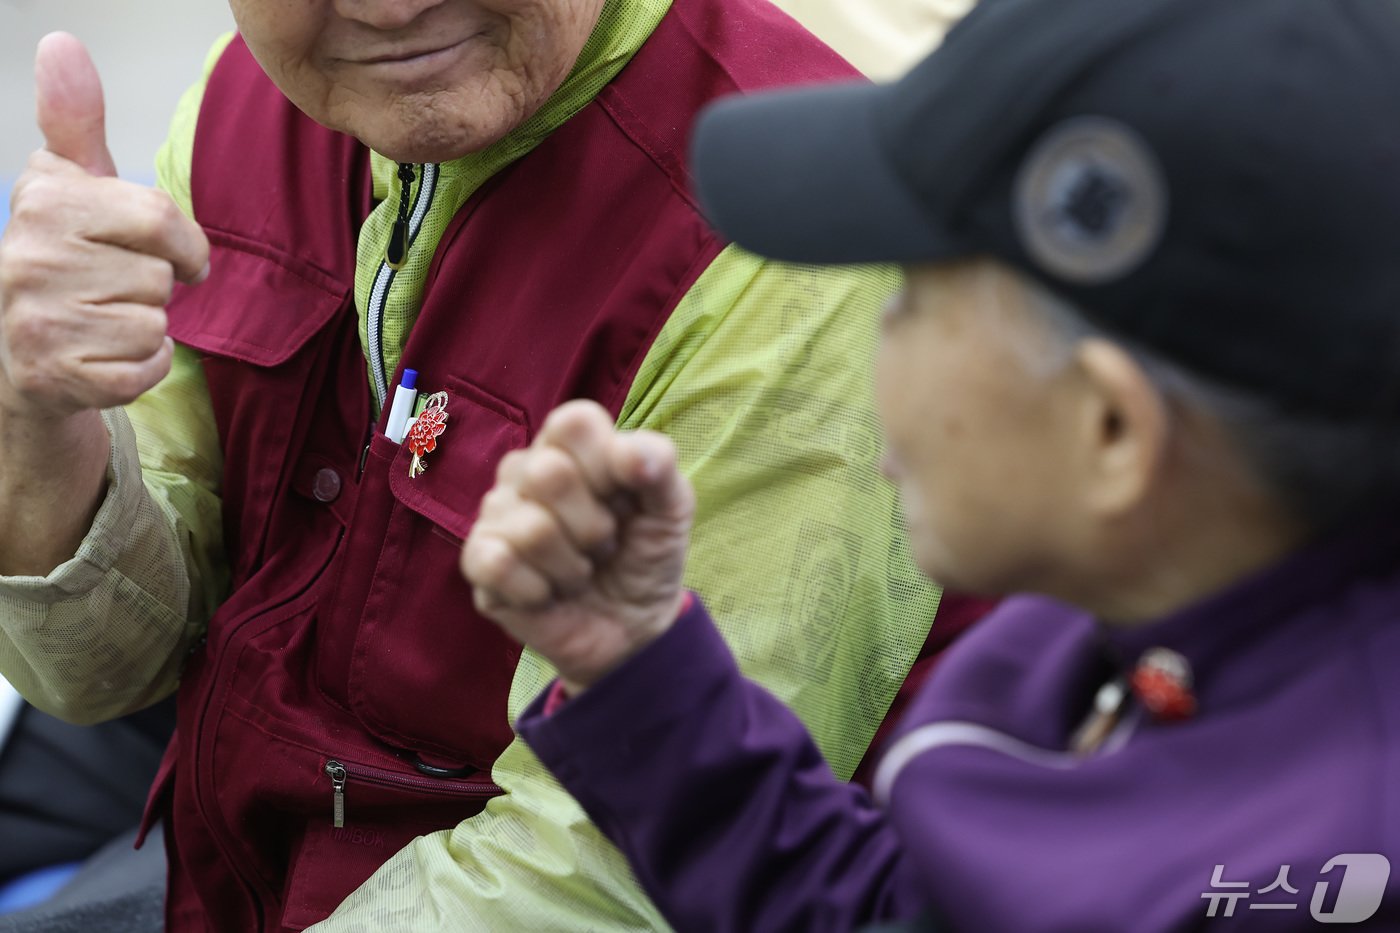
[0,37,232,723]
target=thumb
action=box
[35,32,117,178]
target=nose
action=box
[333,0,445,30]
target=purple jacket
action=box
[519,519,1400,931]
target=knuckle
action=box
[4,307,52,356]
[0,238,62,295]
[11,172,80,227]
[543,401,596,441]
[8,358,56,399]
[145,307,171,347]
[190,224,211,263]
[132,193,172,242]
[8,186,50,227]
[471,585,496,616]
[141,260,176,304]
[12,161,48,203]
[104,370,147,402]
[157,198,192,247]
[22,149,62,178]
[478,487,514,520]
[514,508,559,555]
[478,539,523,589]
[466,534,508,579]
[521,447,574,499]
[496,449,526,483]
[0,251,30,295]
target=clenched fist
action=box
[0,32,209,423]
[462,400,696,695]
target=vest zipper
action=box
[366,162,440,409]
[385,163,416,272]
[326,760,348,828]
[188,532,346,921]
[322,757,503,829]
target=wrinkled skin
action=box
[229,0,609,162]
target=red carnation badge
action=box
[1129,647,1197,722]
[406,391,449,479]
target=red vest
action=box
[149,2,859,929]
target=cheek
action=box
[507,0,605,85]
[234,9,326,102]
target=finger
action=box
[475,492,596,595]
[608,431,694,520]
[494,448,529,488]
[35,33,117,178]
[78,180,209,285]
[72,304,169,360]
[8,299,168,363]
[88,252,177,306]
[515,445,619,557]
[535,400,623,497]
[22,335,175,410]
[11,160,209,286]
[52,247,177,307]
[74,335,174,403]
[462,531,554,610]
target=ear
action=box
[1070,338,1171,516]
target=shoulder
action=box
[898,596,1100,737]
[155,32,237,220]
[591,0,861,203]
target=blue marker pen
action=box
[384,369,419,443]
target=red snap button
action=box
[311,467,342,503]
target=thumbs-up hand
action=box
[0,32,210,423]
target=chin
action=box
[354,126,502,164]
[912,540,991,597]
[341,98,525,164]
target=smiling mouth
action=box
[356,36,475,66]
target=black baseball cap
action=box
[692,0,1400,418]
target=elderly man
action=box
[465,0,1400,929]
[0,0,959,929]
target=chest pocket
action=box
[167,229,358,586]
[320,373,530,771]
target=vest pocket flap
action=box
[168,228,350,367]
[387,375,530,541]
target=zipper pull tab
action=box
[359,425,373,478]
[386,163,416,271]
[325,760,347,828]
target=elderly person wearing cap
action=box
[465,0,1400,929]
[0,0,969,929]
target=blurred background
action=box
[0,0,235,227]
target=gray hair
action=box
[1019,280,1400,533]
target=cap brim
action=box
[692,80,958,265]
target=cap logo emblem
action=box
[1013,116,1167,284]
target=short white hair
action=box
[1015,275,1400,532]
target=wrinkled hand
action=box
[463,400,695,694]
[0,33,209,423]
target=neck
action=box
[1064,483,1309,628]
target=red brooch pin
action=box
[406,391,449,479]
[1129,647,1197,722]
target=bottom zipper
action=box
[323,757,503,829]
